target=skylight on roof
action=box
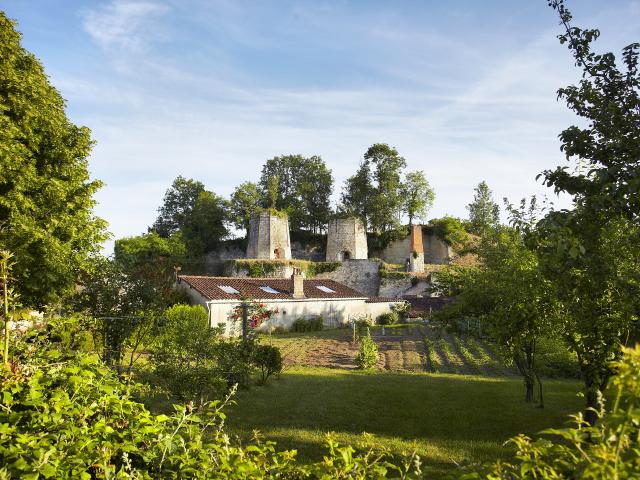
[316,285,336,293]
[218,285,240,294]
[259,286,280,294]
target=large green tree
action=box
[436,218,557,405]
[402,170,435,225]
[504,1,640,425]
[151,176,227,254]
[0,13,107,308]
[340,144,407,232]
[466,181,500,235]
[258,155,333,232]
[228,181,261,236]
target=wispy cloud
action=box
[8,0,632,252]
[82,0,169,51]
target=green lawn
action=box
[226,366,582,478]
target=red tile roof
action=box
[178,275,367,301]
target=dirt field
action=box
[263,324,514,375]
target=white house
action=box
[176,269,400,335]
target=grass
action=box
[226,366,582,478]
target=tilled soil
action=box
[269,326,514,376]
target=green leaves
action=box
[0,14,107,308]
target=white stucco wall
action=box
[205,297,401,336]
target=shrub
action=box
[377,312,399,325]
[355,329,379,369]
[150,305,224,402]
[291,316,323,332]
[391,301,411,322]
[214,338,254,389]
[252,344,283,384]
[428,216,469,248]
[1,317,421,479]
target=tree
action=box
[0,14,108,308]
[181,191,228,254]
[527,0,640,425]
[466,181,500,235]
[228,182,261,235]
[258,155,333,232]
[340,144,408,233]
[542,1,640,221]
[151,176,206,237]
[402,170,435,225]
[76,233,187,317]
[435,218,556,406]
[366,144,407,232]
[151,177,227,253]
[529,209,639,424]
[340,161,374,227]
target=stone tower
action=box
[246,211,291,260]
[325,217,368,262]
[409,224,425,273]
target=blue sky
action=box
[2,1,640,252]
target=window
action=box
[218,285,240,294]
[316,285,336,293]
[259,286,280,294]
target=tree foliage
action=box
[0,13,107,308]
[436,219,557,405]
[466,181,500,235]
[258,155,333,232]
[151,176,227,253]
[519,0,640,425]
[402,170,435,225]
[542,0,640,220]
[227,181,261,235]
[341,143,410,232]
[0,318,421,479]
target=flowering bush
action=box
[230,298,278,329]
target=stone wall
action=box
[225,260,295,278]
[246,211,292,260]
[315,259,380,296]
[378,229,451,265]
[325,217,368,261]
[204,244,245,274]
[378,278,430,298]
[423,231,452,264]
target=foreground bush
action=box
[0,318,421,479]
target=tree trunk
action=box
[525,378,535,403]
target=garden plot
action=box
[265,325,515,376]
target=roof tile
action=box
[178,275,367,301]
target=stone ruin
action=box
[246,210,292,260]
[325,217,368,261]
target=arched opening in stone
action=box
[274,248,283,259]
[341,251,351,260]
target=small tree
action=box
[402,170,435,225]
[466,181,500,235]
[253,344,283,385]
[355,328,378,369]
[228,181,262,235]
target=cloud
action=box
[82,0,169,51]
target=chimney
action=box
[291,267,305,299]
